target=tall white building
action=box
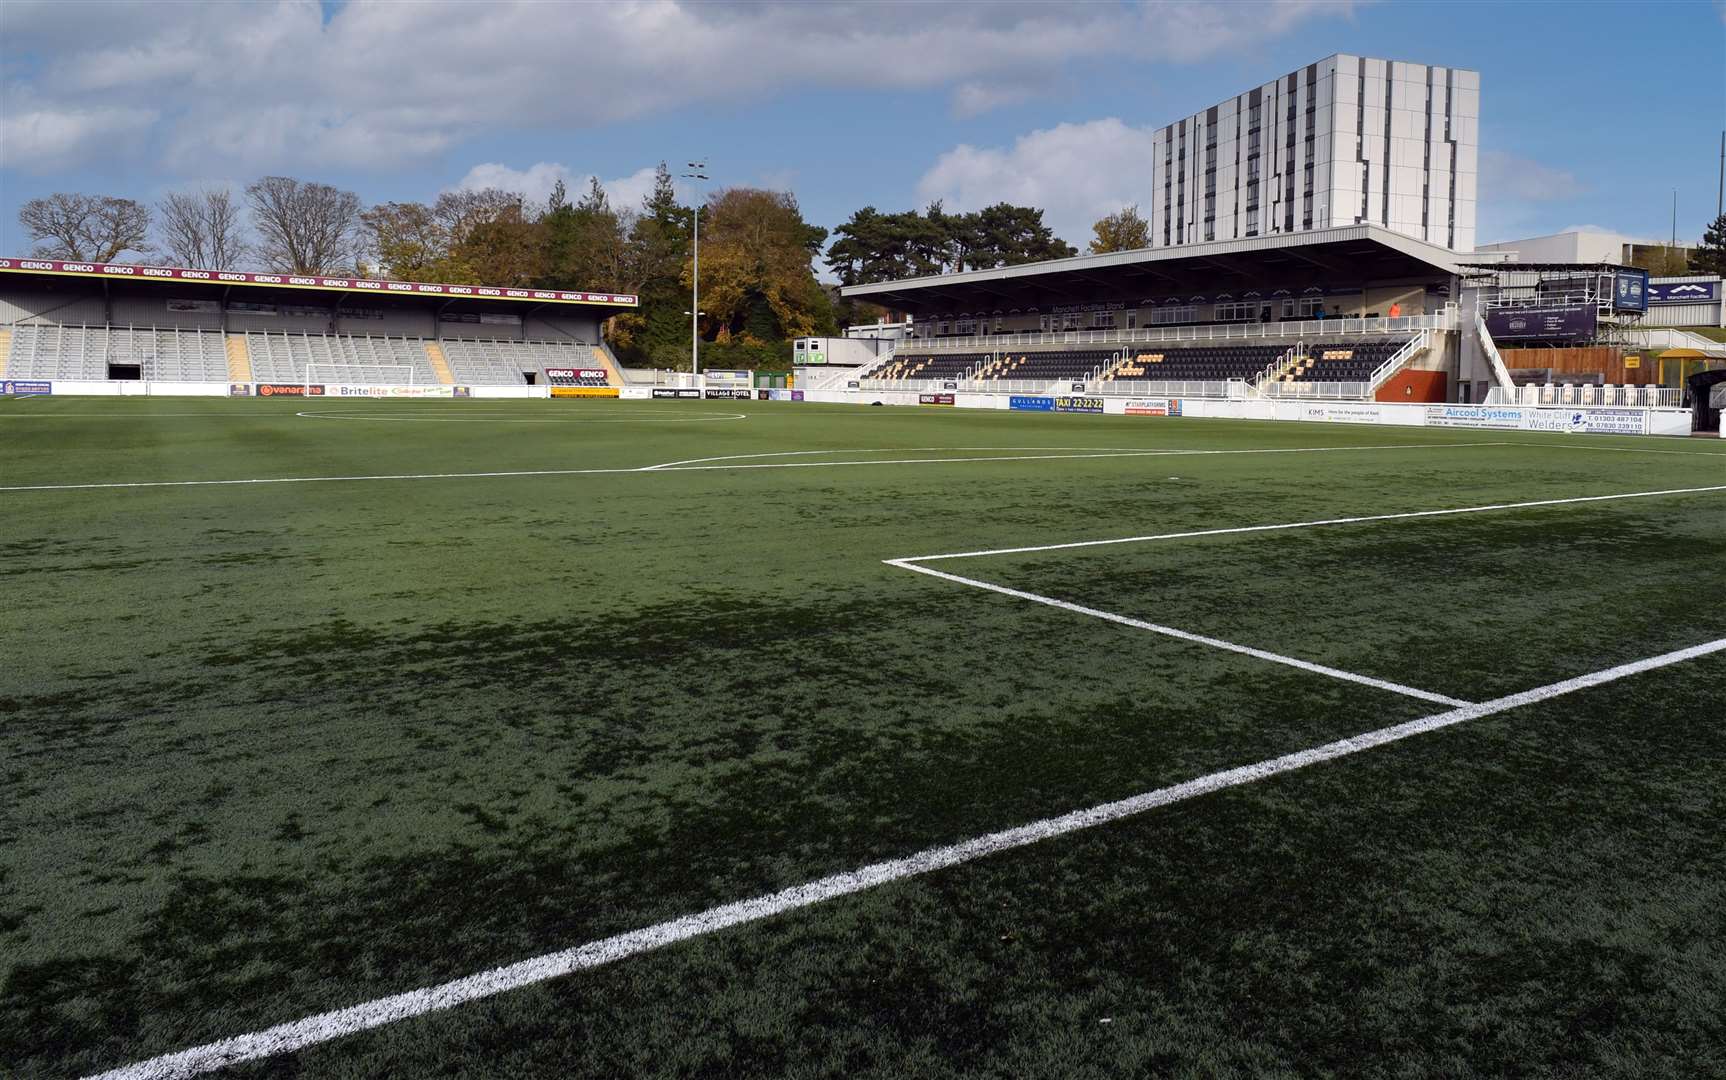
[1147,55,1479,253]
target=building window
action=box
[1214,301,1256,321]
[1149,305,1197,325]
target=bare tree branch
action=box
[156,189,248,269]
[244,176,362,274]
[18,193,151,262]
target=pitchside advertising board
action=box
[918,393,955,406]
[1,380,52,395]
[1425,404,1647,435]
[652,388,701,399]
[1054,396,1105,413]
[1484,303,1597,341]
[552,387,621,398]
[1123,398,1183,417]
[245,384,472,398]
[1009,395,1053,411]
[705,389,752,399]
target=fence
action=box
[904,309,1458,354]
[1258,380,1374,400]
[1485,384,1683,408]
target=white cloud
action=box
[916,119,1159,245]
[450,163,661,212]
[0,0,1363,175]
[0,101,157,172]
[951,82,1041,119]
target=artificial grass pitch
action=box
[2,396,1723,1078]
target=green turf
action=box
[2,397,1723,1078]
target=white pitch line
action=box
[0,441,1509,494]
[886,558,1467,707]
[895,483,1726,562]
[641,445,1180,470]
[1517,441,1726,459]
[86,635,1726,1080]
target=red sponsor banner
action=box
[255,383,326,397]
[0,257,637,307]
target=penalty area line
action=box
[884,558,1468,707]
[86,635,1726,1080]
[893,483,1726,562]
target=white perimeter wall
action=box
[16,381,1698,436]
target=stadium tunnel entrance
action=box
[1686,369,1725,433]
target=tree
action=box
[441,190,544,285]
[609,163,697,369]
[692,187,834,355]
[541,177,630,291]
[245,176,362,274]
[1089,204,1149,254]
[962,203,1077,268]
[360,200,451,281]
[1690,214,1726,277]
[18,193,151,262]
[1627,243,1691,277]
[156,189,247,269]
[826,200,1076,282]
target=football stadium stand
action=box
[0,257,637,389]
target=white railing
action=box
[1091,379,1246,399]
[1259,380,1373,400]
[906,308,1458,354]
[1251,344,1300,388]
[1367,329,1431,392]
[1485,384,1684,408]
[1474,312,1518,391]
[952,379,1068,394]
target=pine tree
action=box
[1689,213,1726,277]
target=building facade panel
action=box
[1144,55,1478,254]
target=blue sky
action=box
[2,0,1723,266]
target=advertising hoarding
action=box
[1612,269,1649,313]
[1009,395,1054,411]
[1648,281,1720,304]
[1484,304,1597,341]
[0,257,637,306]
[1054,396,1105,413]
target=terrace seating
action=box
[245,331,440,384]
[3,324,229,381]
[439,337,601,385]
[1101,344,1285,383]
[862,352,988,381]
[1281,340,1406,383]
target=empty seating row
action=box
[862,352,989,381]
[1104,344,1285,383]
[1282,340,1407,383]
[439,337,606,386]
[245,332,439,384]
[3,324,229,381]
